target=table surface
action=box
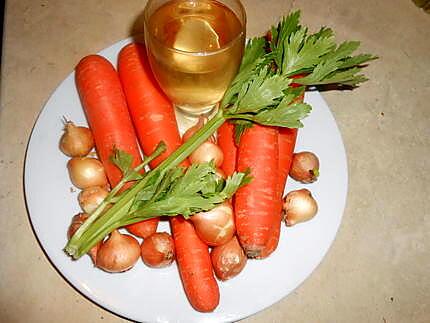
[1,1,429,322]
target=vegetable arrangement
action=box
[61,11,376,312]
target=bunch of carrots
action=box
[64,11,376,312]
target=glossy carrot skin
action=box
[259,127,298,258]
[234,124,279,258]
[278,128,299,187]
[171,217,220,312]
[118,43,183,168]
[76,55,142,185]
[125,221,158,239]
[259,89,303,258]
[217,121,237,176]
[118,43,219,312]
[76,54,158,236]
[277,84,303,190]
[118,42,188,235]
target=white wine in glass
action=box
[144,0,246,116]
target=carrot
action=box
[171,217,220,311]
[125,221,159,239]
[259,127,298,258]
[75,54,158,237]
[277,83,303,188]
[118,43,219,312]
[277,80,303,188]
[118,42,185,236]
[258,220,281,259]
[76,55,142,184]
[117,43,184,168]
[259,86,303,258]
[234,124,279,258]
[278,127,299,192]
[217,121,237,176]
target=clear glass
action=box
[143,0,246,117]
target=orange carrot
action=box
[259,86,303,258]
[277,85,303,190]
[75,54,158,236]
[234,124,279,258]
[259,127,298,258]
[118,43,219,311]
[118,42,186,236]
[76,55,141,185]
[277,79,303,190]
[217,121,237,176]
[171,217,220,312]
[258,220,281,259]
[125,221,158,239]
[118,43,184,168]
[278,127,299,193]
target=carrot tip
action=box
[244,247,263,259]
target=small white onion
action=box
[189,141,224,167]
[59,121,94,157]
[78,186,109,213]
[67,157,108,189]
[140,232,175,268]
[211,236,247,281]
[283,188,318,226]
[96,230,141,273]
[289,151,320,183]
[191,202,235,246]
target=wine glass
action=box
[143,0,246,118]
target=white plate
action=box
[24,38,348,323]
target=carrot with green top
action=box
[259,84,303,258]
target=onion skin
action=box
[140,232,175,268]
[67,157,108,189]
[211,236,247,281]
[59,121,94,157]
[283,189,318,226]
[96,230,141,273]
[184,118,222,167]
[289,151,320,183]
[189,141,224,167]
[191,202,235,247]
[78,185,109,214]
[67,213,100,264]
